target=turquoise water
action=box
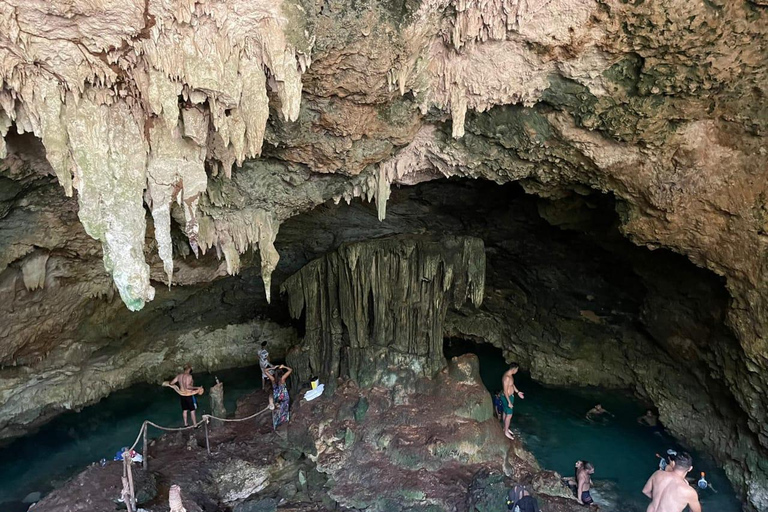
[0,366,261,510]
[445,340,742,512]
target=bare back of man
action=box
[171,366,198,426]
[643,453,701,512]
[176,372,193,392]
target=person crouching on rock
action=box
[170,364,202,427]
[266,364,293,429]
[577,461,595,506]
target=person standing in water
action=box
[170,364,201,426]
[576,461,595,506]
[501,363,524,440]
[265,364,293,429]
[642,451,702,512]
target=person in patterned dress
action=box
[265,364,293,429]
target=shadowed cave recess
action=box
[1,1,768,510]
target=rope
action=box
[125,407,271,452]
[145,420,202,432]
[202,407,270,423]
[127,422,147,453]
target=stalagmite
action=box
[210,378,226,428]
[169,485,187,512]
[281,235,485,390]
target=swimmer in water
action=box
[638,410,659,427]
[695,472,717,493]
[585,404,614,421]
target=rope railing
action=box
[120,406,272,511]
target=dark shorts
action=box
[180,395,197,411]
[502,395,514,415]
[581,490,593,505]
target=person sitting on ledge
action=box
[564,460,586,488]
[586,404,614,421]
[265,364,293,429]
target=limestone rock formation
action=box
[281,235,485,390]
[0,0,767,509]
[0,0,311,308]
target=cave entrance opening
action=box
[442,337,740,512]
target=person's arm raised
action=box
[281,365,293,383]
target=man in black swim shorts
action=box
[577,461,595,506]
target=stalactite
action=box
[0,0,312,309]
[281,235,485,391]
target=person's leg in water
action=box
[182,409,188,426]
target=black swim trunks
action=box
[581,490,594,505]
[180,395,197,411]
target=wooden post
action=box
[204,416,211,456]
[142,422,148,470]
[126,455,136,511]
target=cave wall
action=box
[0,0,767,509]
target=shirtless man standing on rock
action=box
[501,363,524,440]
[170,364,201,427]
[642,451,702,512]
